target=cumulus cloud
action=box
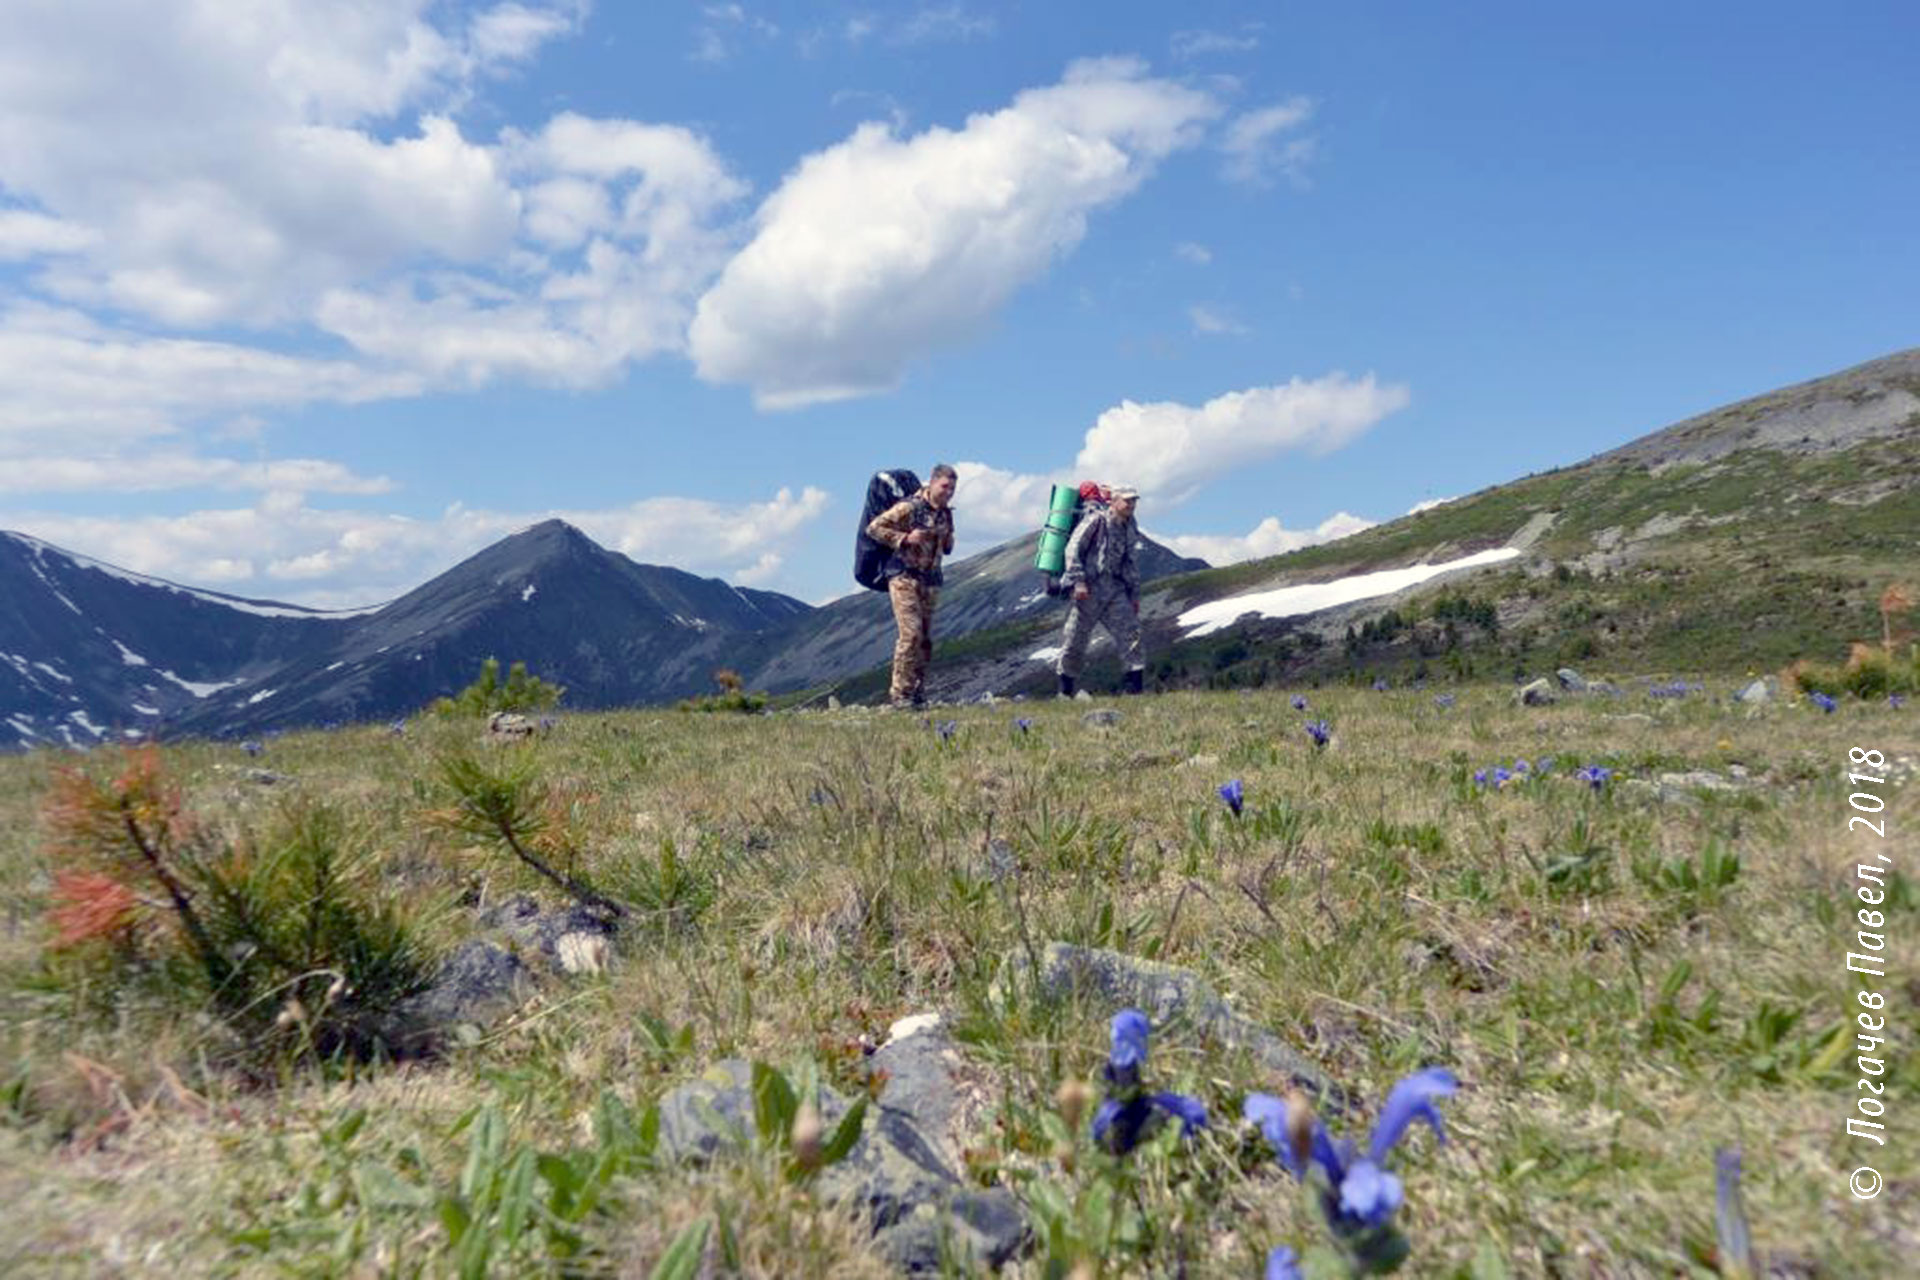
[3,485,832,608]
[1074,374,1410,503]
[689,58,1222,408]
[0,303,424,448]
[0,5,750,452]
[0,455,392,495]
[1173,240,1212,265]
[1220,98,1316,187]
[945,372,1409,552]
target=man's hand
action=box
[1073,583,1091,601]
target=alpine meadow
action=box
[3,4,1919,1278]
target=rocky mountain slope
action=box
[0,522,812,747]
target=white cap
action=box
[1111,485,1140,500]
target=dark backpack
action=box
[853,468,922,591]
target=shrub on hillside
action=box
[40,748,431,1062]
[676,667,768,713]
[430,657,564,719]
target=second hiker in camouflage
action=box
[1056,485,1146,697]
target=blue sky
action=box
[1,2,1914,607]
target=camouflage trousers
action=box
[888,576,938,703]
[1057,579,1144,679]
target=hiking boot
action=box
[1057,674,1076,699]
[1123,669,1144,695]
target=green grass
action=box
[0,686,1914,1275]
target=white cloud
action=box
[689,59,1222,408]
[1156,512,1376,566]
[0,304,424,448]
[1173,240,1212,265]
[1074,374,1410,503]
[1171,27,1262,60]
[0,209,99,260]
[3,485,832,608]
[1220,98,1316,187]
[1188,304,1247,336]
[0,455,392,495]
[947,373,1409,545]
[1407,496,1456,515]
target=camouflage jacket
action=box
[1060,508,1139,599]
[867,494,956,586]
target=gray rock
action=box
[486,711,537,741]
[1082,709,1122,727]
[477,893,619,969]
[1517,678,1557,706]
[996,941,1335,1104]
[379,940,533,1055]
[244,768,290,785]
[1555,668,1589,692]
[656,1052,1027,1273]
[1734,676,1780,705]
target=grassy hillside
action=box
[2,682,1913,1275]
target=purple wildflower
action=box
[1266,1246,1303,1280]
[1434,694,1455,710]
[241,740,263,757]
[936,719,958,741]
[1091,1009,1209,1154]
[1014,716,1033,733]
[1218,778,1245,817]
[1889,693,1906,709]
[1291,694,1308,711]
[1306,719,1332,748]
[1245,1067,1458,1233]
[1372,677,1389,692]
[1810,692,1837,714]
[1574,764,1611,791]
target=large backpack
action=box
[853,468,923,591]
[1036,481,1110,596]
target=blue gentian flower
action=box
[1014,716,1033,733]
[1091,1009,1209,1154]
[937,719,958,740]
[1574,764,1611,791]
[1491,766,1512,788]
[1108,1009,1148,1083]
[1219,778,1245,817]
[1306,720,1332,748]
[539,715,557,731]
[1537,756,1556,774]
[1265,1245,1303,1280]
[1434,694,1455,709]
[1889,693,1906,709]
[1811,692,1837,714]
[1715,1146,1754,1277]
[1514,759,1529,773]
[1245,1067,1458,1233]
[1472,768,1488,786]
[1372,677,1389,692]
[241,740,263,757]
[1291,695,1308,711]
[389,718,406,736]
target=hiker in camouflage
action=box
[1056,485,1145,697]
[866,464,958,707]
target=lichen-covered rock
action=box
[378,940,532,1056]
[1555,668,1589,692]
[1516,678,1558,706]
